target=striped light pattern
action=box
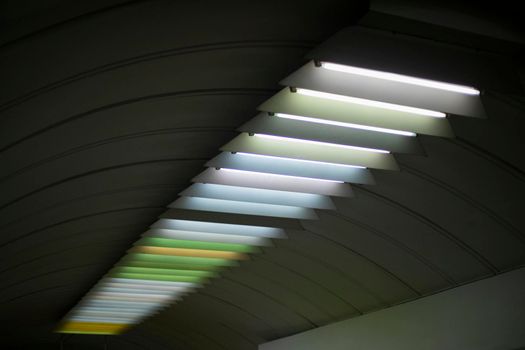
[58,60,477,334]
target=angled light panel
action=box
[275,113,416,137]
[238,113,423,155]
[181,183,336,209]
[193,167,354,197]
[320,62,480,95]
[143,228,273,246]
[207,152,374,184]
[281,61,485,118]
[170,196,319,219]
[259,88,454,137]
[222,133,399,170]
[296,88,446,118]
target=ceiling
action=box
[1,0,524,349]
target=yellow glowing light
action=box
[129,246,249,260]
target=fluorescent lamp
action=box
[77,304,161,313]
[87,292,174,300]
[83,296,167,305]
[151,219,285,238]
[274,113,416,137]
[171,196,317,219]
[221,168,343,184]
[222,133,397,170]
[80,300,164,309]
[182,183,336,209]
[77,305,162,314]
[72,309,148,317]
[144,228,271,246]
[129,246,248,260]
[106,278,198,287]
[98,283,192,292]
[207,153,372,184]
[113,265,218,276]
[135,237,256,253]
[296,88,446,118]
[123,253,238,267]
[97,287,183,295]
[85,295,174,304]
[119,260,222,271]
[321,62,480,95]
[69,313,149,322]
[236,152,366,168]
[109,272,206,283]
[88,291,176,299]
[254,133,389,153]
[68,317,140,325]
[57,322,129,335]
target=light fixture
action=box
[193,168,354,197]
[87,291,175,299]
[96,287,186,295]
[57,322,129,335]
[150,219,285,238]
[105,277,198,287]
[124,253,240,267]
[133,237,257,253]
[296,88,446,118]
[84,293,173,303]
[129,246,249,260]
[236,152,366,168]
[170,196,318,219]
[143,228,272,246]
[99,281,198,291]
[254,133,389,153]
[220,168,344,184]
[108,273,205,283]
[72,310,147,317]
[320,62,480,95]
[80,300,165,308]
[274,113,416,137]
[182,183,336,209]
[222,133,398,170]
[67,317,140,324]
[207,153,373,184]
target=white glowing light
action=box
[173,196,316,219]
[88,292,174,300]
[69,317,141,324]
[144,228,271,246]
[96,287,183,295]
[236,152,366,168]
[321,62,480,95]
[72,308,147,317]
[296,88,446,118]
[99,281,194,292]
[151,219,284,238]
[254,133,389,153]
[274,113,416,137]
[106,278,197,288]
[220,168,344,184]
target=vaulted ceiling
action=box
[1,1,524,349]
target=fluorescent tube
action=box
[296,88,446,118]
[321,62,480,95]
[274,113,416,137]
[254,133,389,153]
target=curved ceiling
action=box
[1,1,524,349]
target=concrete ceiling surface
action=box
[1,0,524,349]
